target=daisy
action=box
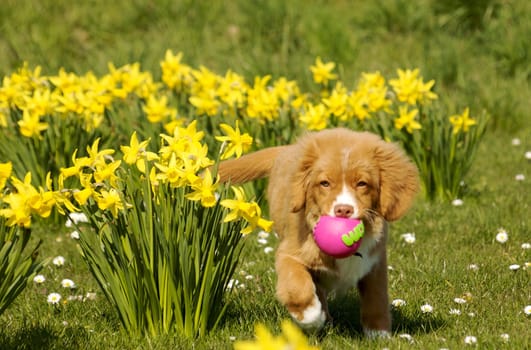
[264,247,274,254]
[70,230,80,240]
[511,138,521,146]
[495,229,508,243]
[509,264,520,271]
[257,238,268,245]
[500,333,510,342]
[33,274,46,284]
[468,264,479,271]
[464,335,477,345]
[84,292,97,301]
[392,299,407,307]
[525,151,531,160]
[522,243,531,249]
[401,232,416,244]
[524,305,531,315]
[47,292,62,304]
[65,212,89,227]
[449,308,461,315]
[420,304,433,313]
[452,199,464,206]
[52,256,66,266]
[398,333,413,342]
[454,297,467,304]
[515,174,525,181]
[61,278,76,289]
[257,230,270,239]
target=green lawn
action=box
[1,0,530,349]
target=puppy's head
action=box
[290,129,419,229]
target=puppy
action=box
[217,128,419,337]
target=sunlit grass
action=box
[0,0,530,349]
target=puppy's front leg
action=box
[275,254,328,331]
[357,250,391,338]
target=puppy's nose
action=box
[334,204,354,218]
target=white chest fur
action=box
[321,236,380,295]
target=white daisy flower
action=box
[61,279,76,289]
[449,308,461,315]
[401,233,416,244]
[47,292,62,304]
[454,297,467,304]
[500,333,510,342]
[84,292,97,301]
[525,151,531,160]
[468,312,476,317]
[391,299,406,307]
[398,333,413,342]
[52,256,66,266]
[257,238,268,245]
[420,304,433,313]
[33,274,46,284]
[524,305,531,315]
[509,264,520,271]
[511,138,521,146]
[495,229,508,243]
[65,212,89,227]
[468,264,479,271]
[70,230,80,240]
[522,243,531,249]
[257,230,270,239]
[452,199,464,206]
[515,174,525,181]
[464,335,477,345]
[264,247,274,254]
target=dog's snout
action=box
[334,204,354,218]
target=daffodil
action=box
[120,131,158,173]
[449,107,476,134]
[220,186,273,234]
[185,169,219,207]
[17,110,48,138]
[310,57,338,85]
[95,188,127,217]
[234,320,319,350]
[300,103,328,131]
[394,105,421,133]
[215,121,253,159]
[142,94,176,123]
[0,161,12,190]
[389,68,437,105]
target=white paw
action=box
[290,294,326,331]
[364,329,391,339]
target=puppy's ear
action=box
[290,140,318,213]
[374,141,420,221]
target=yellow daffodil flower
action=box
[215,121,253,160]
[395,105,421,133]
[449,107,476,134]
[185,169,219,207]
[310,57,338,85]
[0,161,12,190]
[120,131,158,173]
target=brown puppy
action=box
[217,128,419,337]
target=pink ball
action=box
[313,216,364,258]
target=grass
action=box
[0,0,530,349]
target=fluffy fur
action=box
[217,128,419,336]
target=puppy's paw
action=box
[289,294,327,332]
[364,329,391,339]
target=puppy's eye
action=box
[357,181,368,188]
[319,180,330,188]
